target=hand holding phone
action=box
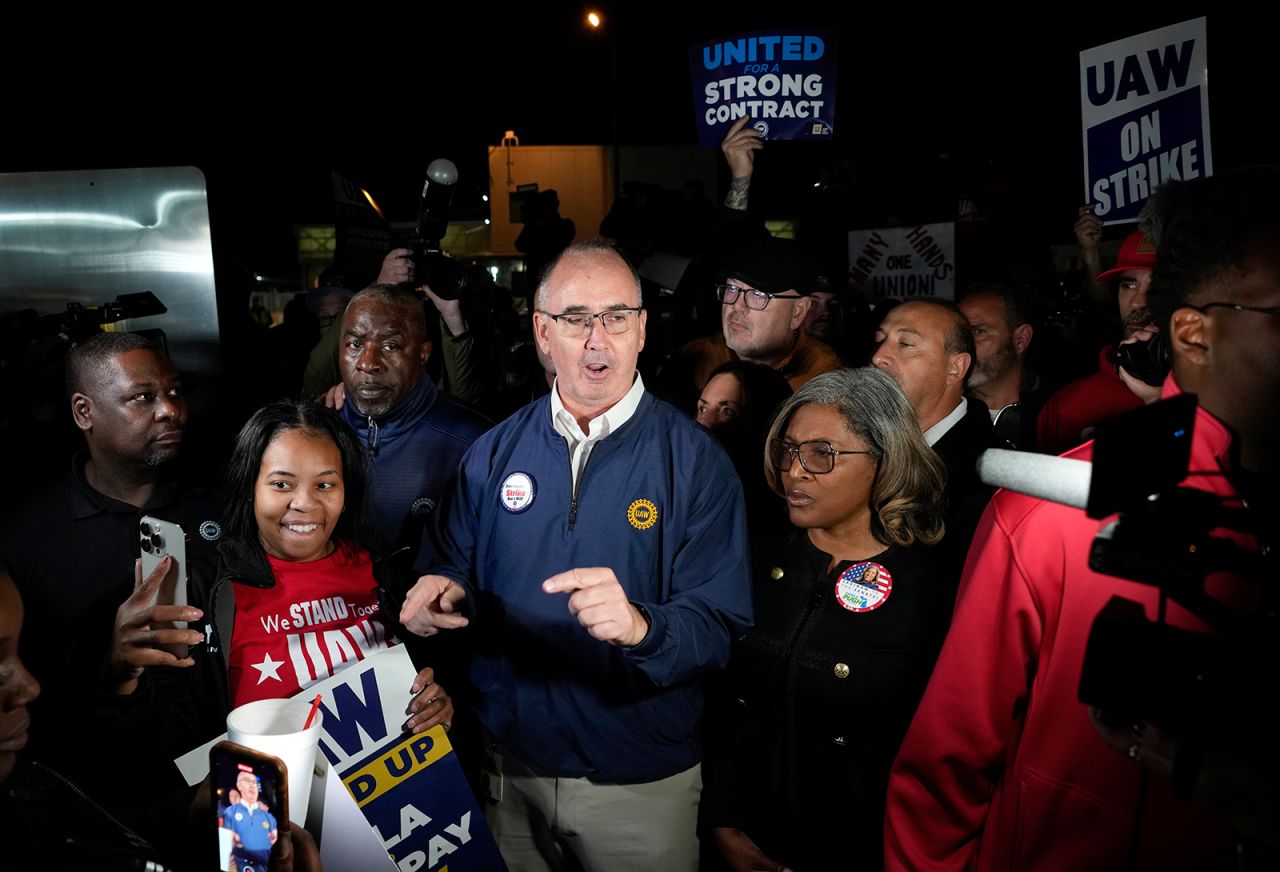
[105,558,203,692]
[211,741,289,872]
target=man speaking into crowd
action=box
[399,240,752,872]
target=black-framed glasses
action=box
[539,307,643,337]
[1193,301,1280,318]
[768,438,873,474]
[715,283,804,310]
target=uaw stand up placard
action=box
[179,646,505,871]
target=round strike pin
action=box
[499,472,536,513]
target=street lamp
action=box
[585,9,619,201]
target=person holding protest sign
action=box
[182,401,453,732]
[1073,204,1113,321]
[658,117,841,414]
[713,117,840,390]
[721,115,763,211]
[702,368,949,871]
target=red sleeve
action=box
[884,496,1046,871]
[1035,390,1064,456]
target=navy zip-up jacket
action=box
[431,391,753,782]
[339,374,489,569]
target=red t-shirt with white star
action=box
[228,547,395,707]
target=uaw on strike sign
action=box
[1080,18,1211,224]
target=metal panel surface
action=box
[0,166,220,378]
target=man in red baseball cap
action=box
[1036,229,1157,454]
[1095,229,1158,339]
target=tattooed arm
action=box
[720,116,762,212]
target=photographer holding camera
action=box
[885,166,1280,870]
[1038,227,1163,455]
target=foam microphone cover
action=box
[976,448,1091,510]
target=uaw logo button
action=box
[499,472,536,513]
[627,498,658,530]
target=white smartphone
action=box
[139,515,188,612]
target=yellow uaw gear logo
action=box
[627,498,658,530]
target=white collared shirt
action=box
[923,396,968,447]
[550,373,646,491]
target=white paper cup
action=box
[226,698,323,827]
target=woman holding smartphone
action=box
[703,368,951,871]
[193,399,451,733]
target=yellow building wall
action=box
[487,144,615,255]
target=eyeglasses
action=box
[1192,301,1280,318]
[768,438,873,474]
[715,283,804,310]
[539,307,643,337]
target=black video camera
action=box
[408,158,474,302]
[1073,397,1272,739]
[1115,332,1171,387]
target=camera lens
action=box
[152,533,165,550]
[1115,334,1171,388]
[140,522,153,536]
[140,538,153,554]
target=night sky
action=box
[3,7,1268,281]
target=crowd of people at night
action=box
[0,117,1276,872]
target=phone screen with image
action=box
[210,741,289,872]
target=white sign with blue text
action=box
[1079,18,1211,225]
[177,647,505,871]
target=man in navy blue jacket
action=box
[336,283,490,568]
[400,240,753,872]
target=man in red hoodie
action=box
[885,167,1279,870]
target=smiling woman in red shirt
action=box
[201,400,451,732]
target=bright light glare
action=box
[361,189,385,220]
[587,11,601,28]
[482,194,490,202]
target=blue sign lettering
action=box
[1086,39,1196,106]
[318,668,387,762]
[702,33,825,70]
